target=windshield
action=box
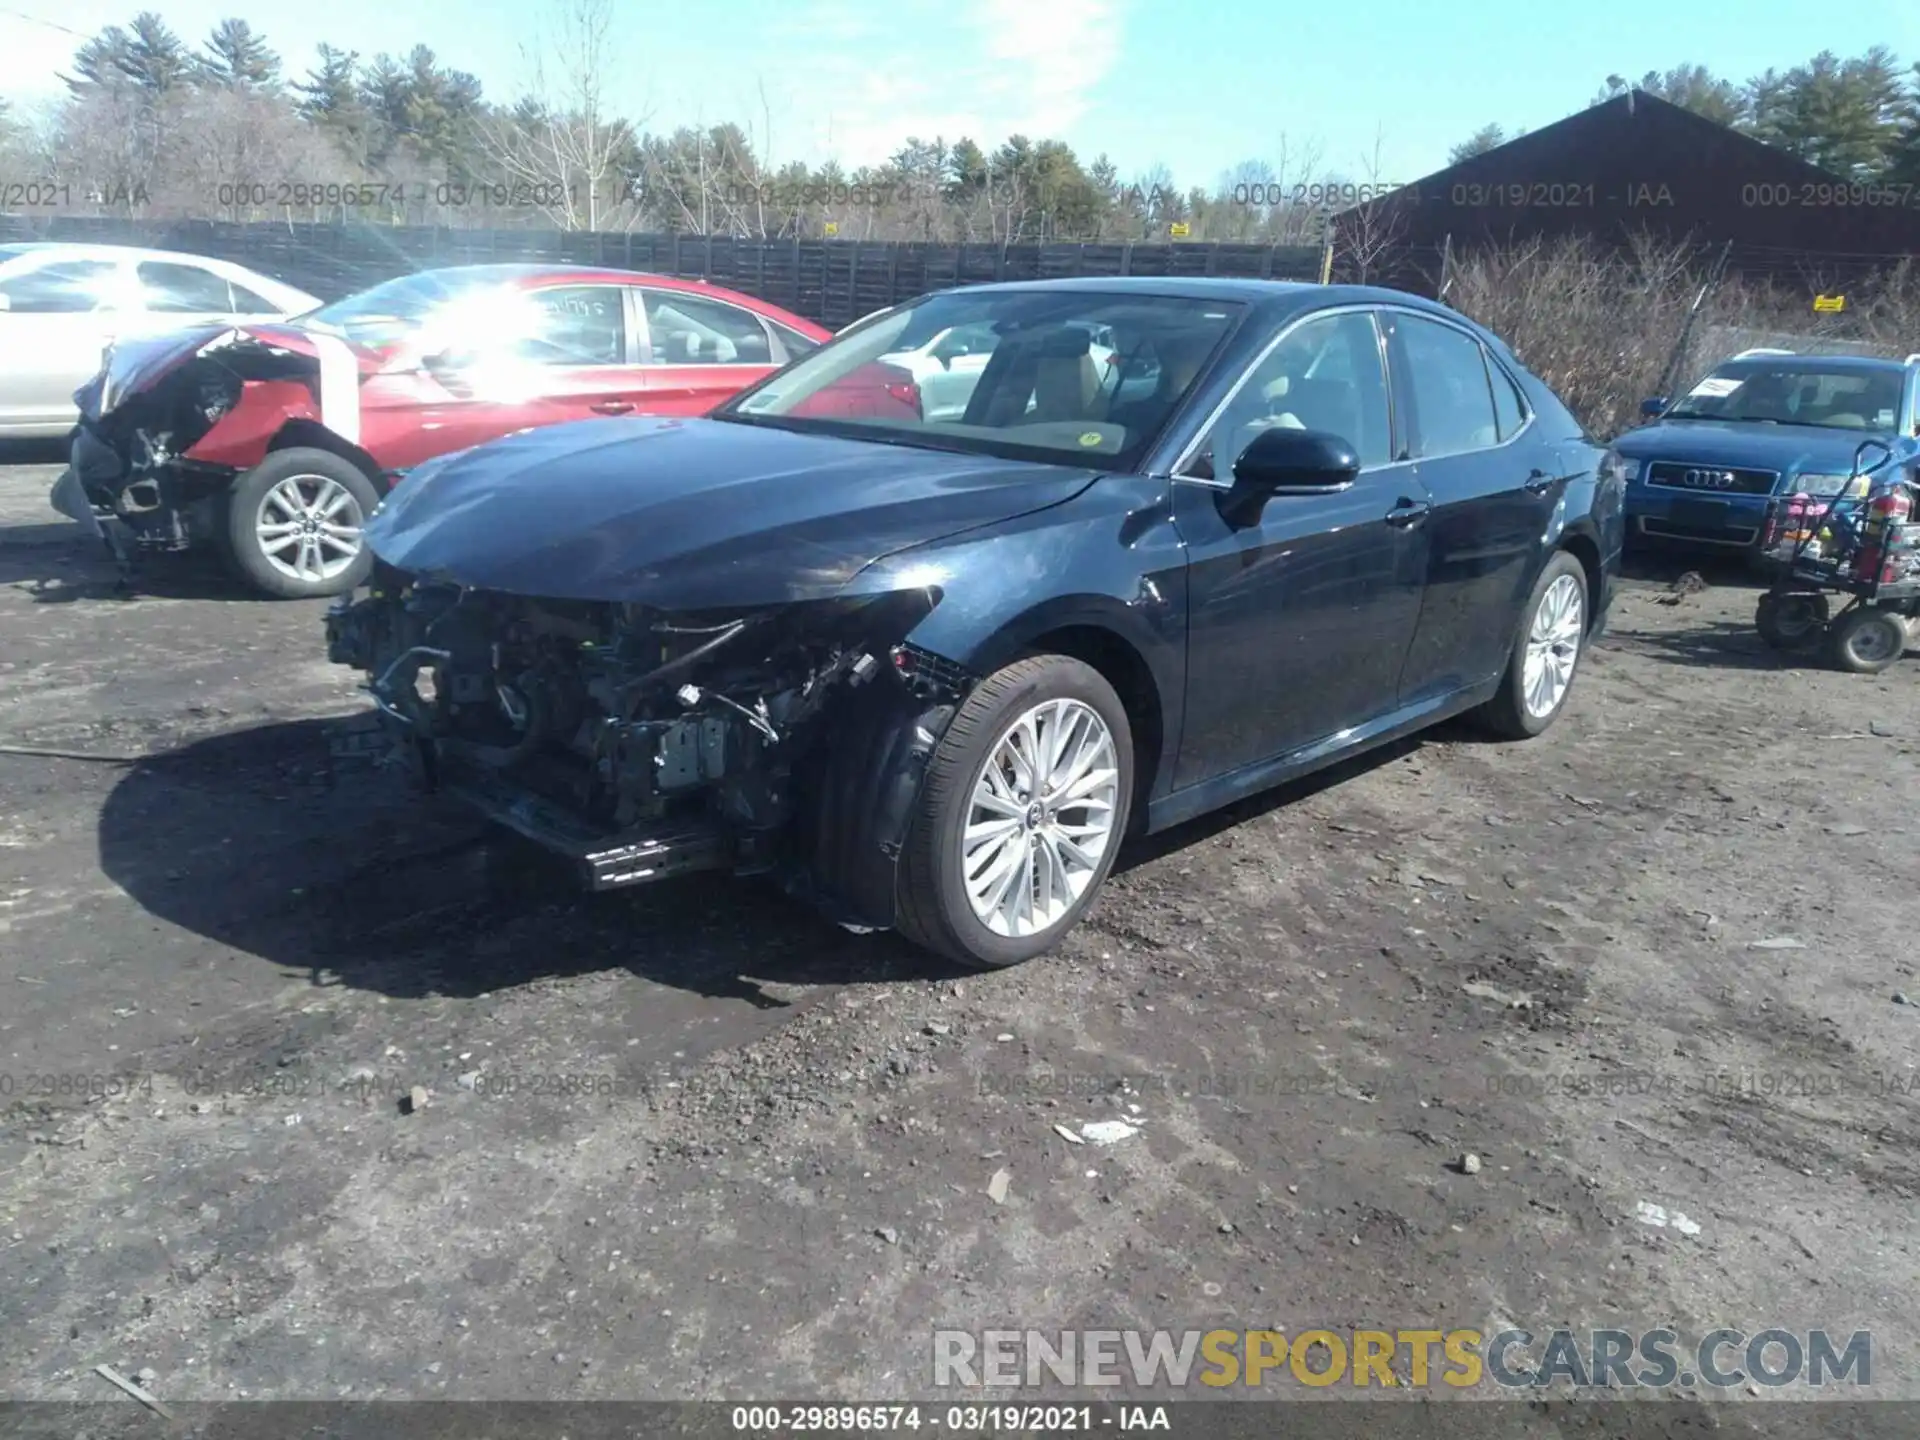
[717,290,1244,467]
[299,270,512,347]
[1665,363,1906,430]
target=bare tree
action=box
[51,83,183,215]
[170,87,355,222]
[478,0,646,230]
[1330,128,1410,283]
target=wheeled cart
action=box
[1753,446,1920,675]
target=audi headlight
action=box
[1795,473,1862,498]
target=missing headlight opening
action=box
[325,576,962,903]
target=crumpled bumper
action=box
[54,423,229,554]
[48,466,105,538]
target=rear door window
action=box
[1488,355,1529,441]
[137,260,239,314]
[1397,314,1501,458]
[643,289,775,365]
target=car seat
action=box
[1742,373,1796,421]
[1029,338,1102,421]
[1103,340,1211,436]
[1260,376,1360,447]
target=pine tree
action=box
[197,18,281,91]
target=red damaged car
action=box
[51,264,832,597]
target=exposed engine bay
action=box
[62,330,333,555]
[325,567,965,906]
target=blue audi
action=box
[1621,349,1920,553]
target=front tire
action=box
[1474,550,1589,739]
[1825,607,1907,675]
[895,655,1134,968]
[225,448,379,599]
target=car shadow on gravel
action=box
[96,717,969,1010]
[0,437,70,466]
[1613,616,1841,672]
[0,527,306,603]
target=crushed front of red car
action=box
[55,325,381,559]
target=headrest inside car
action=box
[1032,328,1093,357]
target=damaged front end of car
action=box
[57,328,334,562]
[325,566,969,929]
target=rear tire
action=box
[1825,607,1907,675]
[895,655,1133,968]
[1473,550,1589,739]
[225,448,379,599]
[1755,589,1830,651]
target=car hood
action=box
[1614,418,1891,476]
[362,416,1102,608]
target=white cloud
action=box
[773,0,1124,166]
[970,0,1122,134]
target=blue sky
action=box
[2,0,1915,187]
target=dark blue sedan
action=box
[1621,351,1920,553]
[326,279,1626,967]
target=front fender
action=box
[856,472,1189,807]
[798,475,1190,926]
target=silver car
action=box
[0,242,320,438]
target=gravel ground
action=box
[2,455,1918,1432]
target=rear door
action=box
[1386,309,1564,705]
[634,286,784,415]
[0,257,131,429]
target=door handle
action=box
[591,400,635,415]
[1384,497,1430,528]
[1524,469,1557,494]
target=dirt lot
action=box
[2,453,1918,1428]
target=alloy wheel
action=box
[1522,573,1584,719]
[962,698,1120,938]
[255,473,365,585]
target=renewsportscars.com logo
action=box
[931,1328,1872,1391]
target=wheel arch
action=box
[941,595,1177,829]
[1555,526,1605,634]
[266,421,392,493]
[1015,623,1164,834]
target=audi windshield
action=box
[1664,360,1905,430]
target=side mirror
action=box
[1222,426,1360,526]
[1640,397,1667,418]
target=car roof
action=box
[401,263,760,294]
[0,240,305,276]
[1713,352,1913,374]
[378,263,825,332]
[0,241,222,264]
[918,275,1477,328]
